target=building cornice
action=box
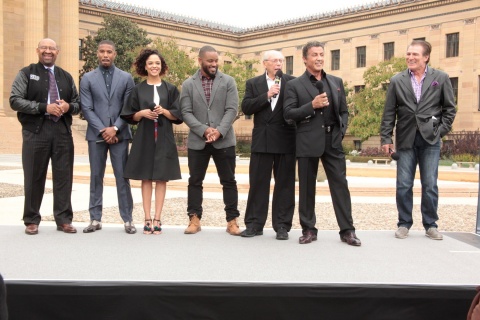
[79,0,475,41]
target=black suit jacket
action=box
[242,73,296,154]
[381,67,456,149]
[284,71,348,157]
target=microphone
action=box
[148,102,162,126]
[148,102,157,112]
[273,70,283,98]
[148,102,159,143]
[389,148,400,161]
[315,81,324,95]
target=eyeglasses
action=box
[264,59,284,64]
[38,46,58,51]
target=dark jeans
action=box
[396,131,441,230]
[187,145,239,221]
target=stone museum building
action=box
[1,0,479,145]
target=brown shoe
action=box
[226,218,241,236]
[25,224,38,235]
[56,223,77,234]
[184,214,201,234]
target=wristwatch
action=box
[113,126,118,132]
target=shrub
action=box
[358,147,389,157]
[236,139,251,156]
[442,130,480,159]
[451,154,479,163]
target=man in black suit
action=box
[10,38,80,235]
[381,40,456,240]
[240,50,296,240]
[284,41,360,246]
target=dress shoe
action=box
[340,230,361,246]
[395,226,409,239]
[56,223,77,234]
[25,224,38,235]
[124,221,137,234]
[276,227,289,240]
[299,230,317,244]
[240,228,263,237]
[83,220,102,233]
[425,227,443,240]
[184,214,201,234]
[226,218,241,236]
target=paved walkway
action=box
[0,114,478,228]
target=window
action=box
[446,33,459,57]
[79,39,83,60]
[331,50,340,70]
[354,85,365,93]
[449,77,458,104]
[285,56,293,75]
[383,42,394,61]
[356,46,366,68]
[354,140,362,150]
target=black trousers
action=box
[297,132,354,235]
[22,118,74,226]
[187,145,239,221]
[244,152,295,232]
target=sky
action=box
[119,0,376,28]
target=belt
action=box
[325,125,334,133]
[44,114,61,121]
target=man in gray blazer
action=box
[179,45,241,236]
[381,40,456,240]
[80,40,136,234]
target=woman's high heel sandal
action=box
[143,219,153,234]
[153,219,162,235]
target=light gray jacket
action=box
[180,70,238,150]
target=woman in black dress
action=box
[121,49,182,234]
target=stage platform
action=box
[1,225,479,319]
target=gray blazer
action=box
[381,67,456,149]
[80,66,135,141]
[180,70,238,150]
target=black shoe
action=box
[299,230,317,244]
[240,228,263,237]
[276,227,289,240]
[340,230,361,246]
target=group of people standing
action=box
[10,37,455,245]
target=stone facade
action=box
[2,0,479,146]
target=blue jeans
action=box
[396,131,440,230]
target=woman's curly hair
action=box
[134,48,168,77]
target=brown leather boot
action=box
[226,218,241,236]
[184,214,201,234]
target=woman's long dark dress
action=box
[121,80,182,181]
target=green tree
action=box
[80,15,151,79]
[220,52,259,119]
[149,37,197,89]
[347,57,406,140]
